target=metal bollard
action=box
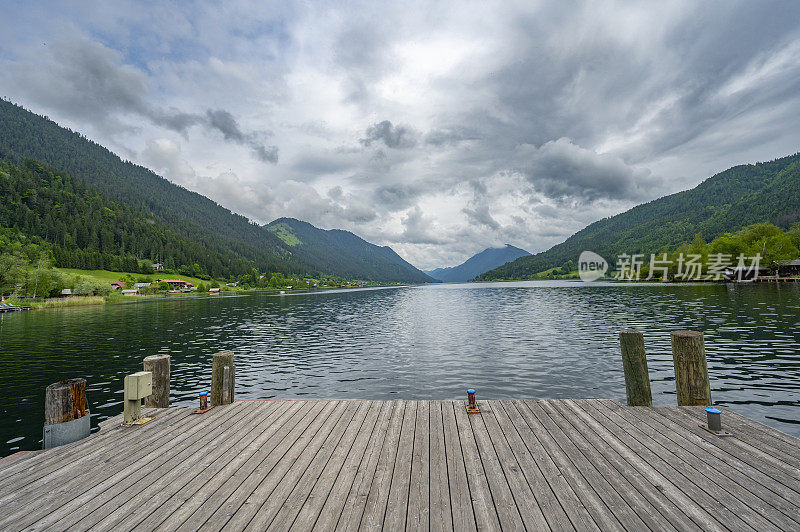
[466,388,480,413]
[705,407,722,432]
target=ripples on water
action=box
[1,281,798,455]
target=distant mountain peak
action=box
[425,244,530,282]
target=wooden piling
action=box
[619,330,652,406]
[210,351,235,406]
[670,330,711,406]
[45,378,88,424]
[143,354,170,408]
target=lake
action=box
[1,280,799,456]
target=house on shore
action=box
[156,279,192,289]
[121,289,139,296]
[111,281,125,290]
[775,259,800,277]
[133,282,151,290]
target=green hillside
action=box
[0,98,299,276]
[0,99,433,283]
[479,153,800,280]
[0,159,256,277]
[266,218,435,283]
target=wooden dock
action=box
[1,399,798,531]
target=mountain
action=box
[0,98,300,276]
[478,153,800,280]
[426,244,530,282]
[0,99,432,283]
[0,158,250,276]
[265,218,435,283]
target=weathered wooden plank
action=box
[495,401,596,531]
[661,406,800,483]
[358,401,406,530]
[524,400,649,531]
[0,406,187,487]
[428,401,453,532]
[314,401,389,530]
[407,400,430,531]
[669,406,800,471]
[289,401,382,530]
[583,400,766,531]
[1,399,797,532]
[453,398,502,530]
[383,400,418,529]
[617,402,800,529]
[441,401,477,532]
[102,400,304,532]
[35,401,272,532]
[467,402,528,530]
[0,404,248,530]
[552,400,694,530]
[210,400,350,531]
[480,401,567,531]
[168,400,334,532]
[507,400,621,530]
[335,401,396,532]
[264,401,371,530]
[70,401,278,532]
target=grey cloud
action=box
[516,138,656,202]
[360,120,417,149]
[372,182,427,211]
[6,34,278,163]
[425,127,480,147]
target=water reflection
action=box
[1,281,798,455]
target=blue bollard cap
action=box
[199,391,209,397]
[467,388,476,394]
[705,407,721,414]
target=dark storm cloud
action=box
[516,138,656,202]
[360,120,417,149]
[206,109,279,163]
[6,34,279,163]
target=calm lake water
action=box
[1,281,799,456]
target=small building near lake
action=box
[121,289,139,296]
[152,263,165,271]
[156,279,192,289]
[60,288,73,296]
[775,259,800,277]
[133,282,151,290]
[111,281,125,290]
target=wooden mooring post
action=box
[670,330,712,406]
[210,351,235,406]
[143,354,170,408]
[619,330,652,406]
[43,378,90,449]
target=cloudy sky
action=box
[2,1,800,269]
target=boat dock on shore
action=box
[1,398,799,531]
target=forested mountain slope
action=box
[479,153,800,280]
[265,218,435,283]
[0,99,432,282]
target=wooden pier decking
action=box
[1,399,799,531]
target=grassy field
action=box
[55,268,213,287]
